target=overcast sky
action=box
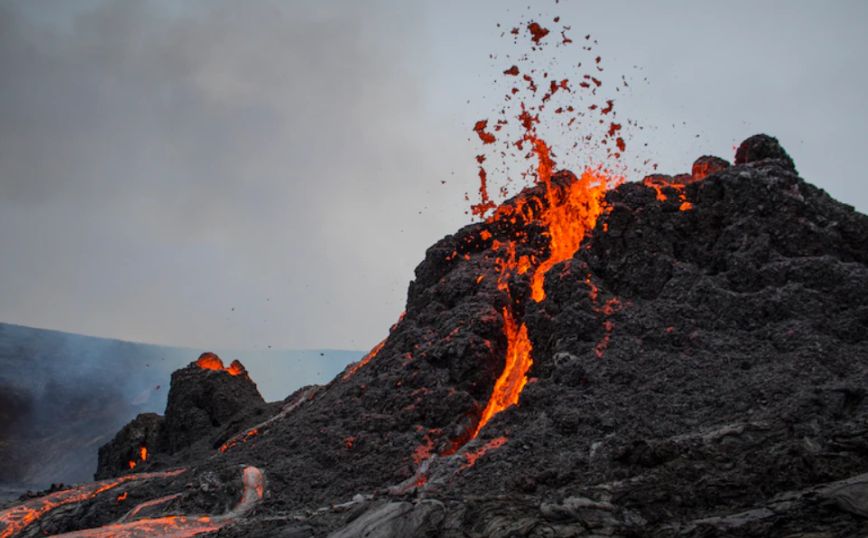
[1,0,866,351]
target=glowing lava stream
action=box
[471,139,613,438]
[48,466,264,538]
[0,469,187,538]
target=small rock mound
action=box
[161,353,264,454]
[691,155,730,180]
[734,133,796,171]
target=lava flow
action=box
[465,17,625,438]
[42,467,263,538]
[472,140,613,438]
[0,469,186,538]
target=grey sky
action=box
[1,0,866,351]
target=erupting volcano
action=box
[3,9,868,538]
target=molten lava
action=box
[462,13,627,438]
[218,428,259,453]
[21,467,264,538]
[0,469,186,538]
[471,308,532,438]
[341,338,386,381]
[462,436,508,469]
[472,141,614,437]
[528,140,610,302]
[642,175,695,212]
[195,352,245,376]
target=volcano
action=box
[1,134,867,537]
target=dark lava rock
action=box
[160,354,265,455]
[6,135,868,538]
[94,413,162,480]
[734,133,796,172]
[691,155,730,180]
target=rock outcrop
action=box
[94,353,267,480]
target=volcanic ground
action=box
[2,134,867,537]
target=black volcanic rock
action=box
[4,135,868,538]
[92,353,267,482]
[691,155,730,180]
[734,133,797,172]
[160,354,265,454]
[94,413,162,480]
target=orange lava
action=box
[123,493,182,522]
[52,515,223,538]
[528,139,609,302]
[218,428,259,454]
[195,353,245,376]
[471,308,533,438]
[341,338,386,381]
[462,436,508,469]
[46,467,264,538]
[642,176,695,212]
[471,138,614,437]
[139,446,148,462]
[0,469,186,538]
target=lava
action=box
[642,175,695,211]
[341,338,386,381]
[527,22,550,44]
[527,140,609,303]
[464,10,627,439]
[218,428,259,453]
[195,352,245,376]
[471,307,532,438]
[121,494,182,522]
[462,436,508,469]
[217,385,318,455]
[470,140,613,438]
[46,466,264,538]
[0,469,186,538]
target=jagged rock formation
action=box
[94,353,269,480]
[160,354,265,455]
[2,135,867,537]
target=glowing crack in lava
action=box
[341,338,386,381]
[341,311,405,381]
[48,466,264,538]
[471,308,532,437]
[0,469,186,538]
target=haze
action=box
[1,0,866,351]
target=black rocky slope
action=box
[3,135,867,538]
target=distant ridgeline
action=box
[0,322,361,496]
